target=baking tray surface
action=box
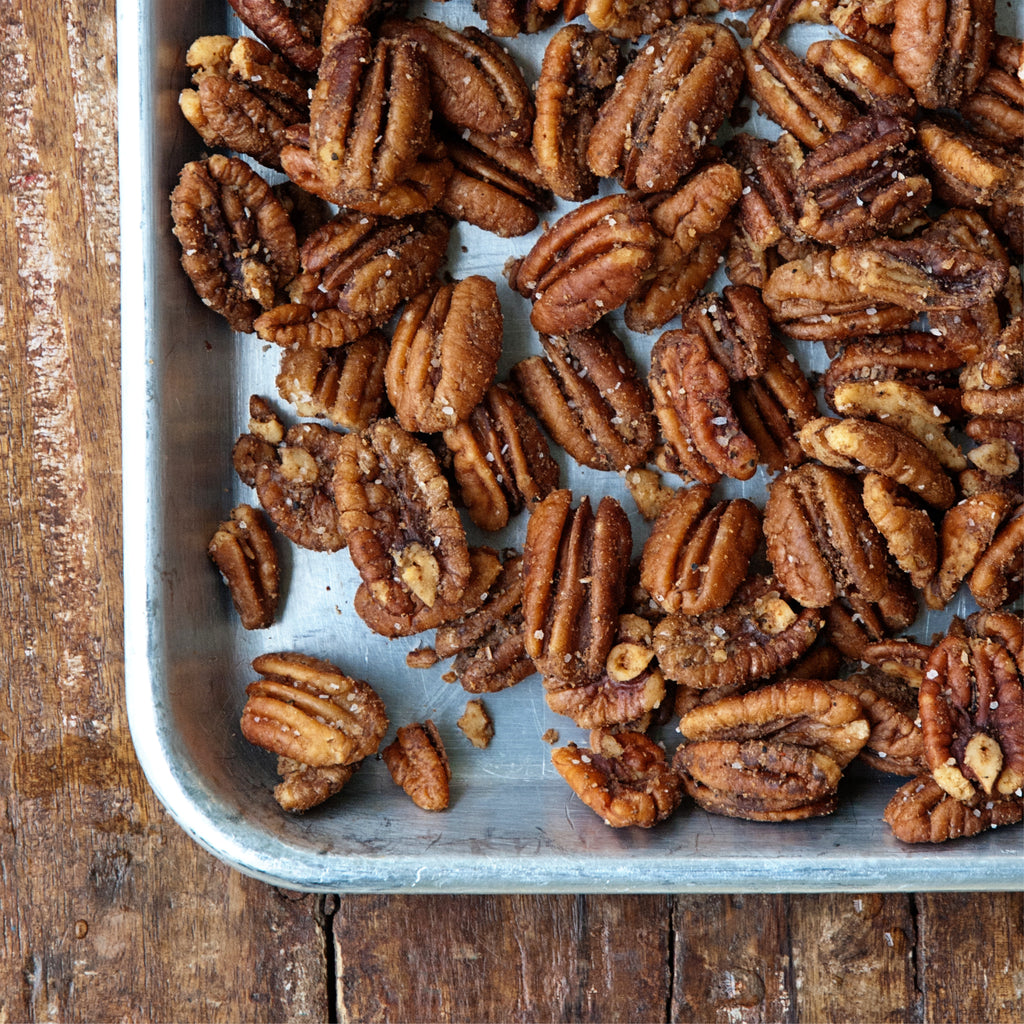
[118,0,1024,892]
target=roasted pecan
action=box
[208,504,280,630]
[232,395,285,487]
[747,0,841,43]
[653,574,823,689]
[624,163,743,333]
[830,0,897,55]
[639,483,762,615]
[179,36,311,171]
[507,193,658,335]
[884,773,1023,843]
[171,156,300,334]
[728,132,804,250]
[961,35,1024,146]
[382,720,451,811]
[333,418,472,626]
[228,0,324,72]
[442,384,560,533]
[764,463,891,608]
[276,331,389,430]
[649,329,759,484]
[512,323,655,473]
[584,0,693,39]
[321,0,408,40]
[472,0,559,37]
[860,471,938,589]
[552,729,683,827]
[532,25,621,201]
[680,285,774,382]
[240,651,388,808]
[522,490,633,687]
[272,759,358,813]
[961,317,1024,454]
[587,19,744,192]
[457,699,495,749]
[385,277,504,433]
[743,39,857,148]
[891,0,994,110]
[804,36,916,115]
[966,610,1024,671]
[919,634,1024,801]
[969,503,1024,610]
[859,636,933,687]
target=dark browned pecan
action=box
[649,329,759,484]
[969,503,1024,610]
[533,25,621,201]
[804,36,916,115]
[639,483,762,615]
[653,574,823,689]
[552,729,683,827]
[232,395,285,487]
[179,36,311,171]
[891,0,994,110]
[961,35,1024,146]
[171,156,300,334]
[624,163,743,333]
[860,471,938,589]
[587,19,744,192]
[859,636,934,688]
[385,276,504,433]
[208,504,280,630]
[522,490,633,687]
[884,773,1023,843]
[382,720,451,811]
[747,0,841,43]
[920,634,1024,801]
[228,0,324,72]
[512,323,655,473]
[507,193,658,335]
[764,462,891,608]
[681,285,775,382]
[442,384,560,533]
[966,610,1024,671]
[333,418,472,628]
[276,331,389,430]
[584,0,693,40]
[472,0,560,37]
[830,0,897,50]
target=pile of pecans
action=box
[178,0,1023,840]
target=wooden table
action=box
[1,2,1020,1019]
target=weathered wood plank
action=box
[333,894,672,1022]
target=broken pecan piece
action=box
[457,699,494,749]
[584,0,692,40]
[382,720,451,811]
[552,729,683,828]
[208,504,280,630]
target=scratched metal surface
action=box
[118,0,1024,891]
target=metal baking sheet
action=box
[118,0,1024,892]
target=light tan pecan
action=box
[961,35,1024,146]
[321,0,408,40]
[680,285,775,382]
[179,36,311,171]
[860,471,938,589]
[507,194,658,335]
[532,25,621,201]
[884,773,1023,843]
[804,36,916,115]
[764,463,891,608]
[639,483,762,615]
[512,323,655,473]
[891,0,994,110]
[969,503,1024,610]
[584,0,693,39]
[385,277,504,433]
[624,163,743,334]
[920,634,1024,801]
[552,729,683,828]
[587,19,744,193]
[442,384,560,533]
[649,329,759,484]
[382,720,451,811]
[171,156,300,334]
[208,504,280,630]
[228,0,324,72]
[522,490,633,687]
[457,699,494,749]
[653,574,823,689]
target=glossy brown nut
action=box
[639,484,762,615]
[473,0,559,37]
[920,635,1024,801]
[522,490,633,687]
[966,610,1024,671]
[764,463,891,608]
[584,0,691,40]
[507,194,658,335]
[861,471,938,590]
[960,35,1024,146]
[442,384,560,533]
[272,758,358,814]
[382,720,451,811]
[228,0,324,72]
[386,276,504,433]
[170,155,300,334]
[624,163,743,333]
[969,503,1024,610]
[587,19,744,193]
[208,504,280,630]
[804,36,916,116]
[552,729,683,828]
[512,323,655,473]
[681,285,775,382]
[533,25,621,201]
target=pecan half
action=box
[587,19,744,192]
[507,194,658,335]
[522,490,633,687]
[472,0,559,37]
[552,729,683,827]
[208,504,280,630]
[386,276,504,433]
[961,35,1024,146]
[442,384,560,533]
[382,720,451,811]
[533,25,621,201]
[584,0,692,40]
[681,285,775,382]
[171,156,300,334]
[969,503,1024,610]
[512,323,655,473]
[228,0,324,72]
[804,36,916,116]
[861,471,938,589]
[919,635,1024,801]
